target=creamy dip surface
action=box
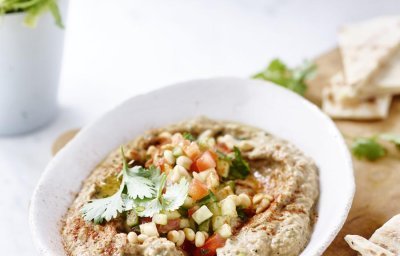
[61,117,319,256]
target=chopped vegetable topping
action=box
[81,147,189,223]
[81,130,259,254]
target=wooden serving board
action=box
[52,49,400,255]
[307,48,400,256]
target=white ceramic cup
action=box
[0,3,67,136]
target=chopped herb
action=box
[228,147,250,180]
[253,59,316,95]
[237,207,249,222]
[81,147,189,223]
[183,132,196,141]
[351,137,387,161]
[216,150,231,161]
[197,191,217,206]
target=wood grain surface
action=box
[53,48,400,255]
[308,48,400,256]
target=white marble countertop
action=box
[1,0,400,254]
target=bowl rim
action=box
[29,77,355,256]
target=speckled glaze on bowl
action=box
[29,78,355,256]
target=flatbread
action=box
[339,16,400,92]
[370,214,400,254]
[357,49,400,97]
[322,73,392,120]
[345,235,395,256]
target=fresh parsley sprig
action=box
[351,134,400,161]
[81,147,189,224]
[253,59,316,95]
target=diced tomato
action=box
[196,151,217,172]
[157,219,180,233]
[184,142,201,160]
[140,217,152,224]
[190,160,200,172]
[154,157,165,169]
[189,179,209,201]
[193,234,226,256]
[208,150,218,161]
[181,240,196,252]
[188,205,200,217]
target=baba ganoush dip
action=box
[61,117,319,256]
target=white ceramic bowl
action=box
[30,78,355,256]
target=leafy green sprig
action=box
[0,0,63,27]
[81,147,189,224]
[253,59,316,95]
[351,134,400,161]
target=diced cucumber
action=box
[217,223,232,238]
[180,218,190,229]
[153,213,168,225]
[126,210,139,227]
[212,216,229,231]
[165,210,181,219]
[217,159,230,178]
[198,219,210,232]
[220,198,238,217]
[224,180,236,191]
[172,146,183,157]
[189,218,197,231]
[192,205,213,225]
[207,202,221,216]
[182,196,195,209]
[139,222,159,237]
[215,186,234,201]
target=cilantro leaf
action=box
[125,166,155,199]
[136,197,163,217]
[163,178,189,211]
[228,147,250,179]
[81,147,189,222]
[380,134,400,150]
[253,59,316,95]
[81,185,124,224]
[351,137,387,161]
[183,132,196,141]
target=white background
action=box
[1,0,400,255]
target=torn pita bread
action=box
[357,49,400,97]
[339,16,400,92]
[370,214,400,254]
[345,235,395,256]
[322,73,392,120]
[345,214,400,256]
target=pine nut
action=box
[183,228,195,241]
[252,193,264,204]
[195,231,206,247]
[202,231,209,240]
[256,198,271,214]
[176,156,193,170]
[238,193,251,208]
[127,232,138,244]
[176,230,185,246]
[164,150,175,165]
[137,234,148,243]
[167,230,180,243]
